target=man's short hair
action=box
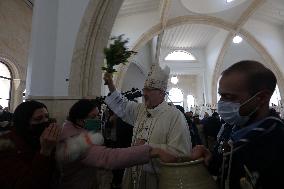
[221,60,277,95]
[175,105,185,114]
[212,112,219,117]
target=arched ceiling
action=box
[113,0,284,101]
[180,0,249,14]
[161,24,220,49]
[252,0,284,25]
[117,0,284,50]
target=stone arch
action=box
[115,15,235,89]
[114,15,284,104]
[68,0,123,97]
[0,54,22,80]
[211,29,284,103]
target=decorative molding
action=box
[0,55,25,111]
[26,96,84,100]
[0,55,22,79]
[132,15,235,52]
[233,0,266,31]
[160,0,171,29]
[115,15,235,89]
[118,0,159,17]
[211,29,284,104]
[162,24,220,49]
[114,14,284,104]
[211,33,233,103]
[69,0,123,96]
[155,30,164,63]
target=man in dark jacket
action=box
[176,105,201,147]
[197,60,284,189]
[203,112,222,151]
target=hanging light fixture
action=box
[171,75,179,84]
[233,35,243,44]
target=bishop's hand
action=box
[103,72,116,92]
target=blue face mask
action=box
[217,101,249,126]
[217,93,260,126]
[84,119,101,132]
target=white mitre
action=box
[144,64,170,91]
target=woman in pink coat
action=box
[55,99,176,189]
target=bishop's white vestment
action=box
[105,91,191,189]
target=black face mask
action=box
[22,121,50,151]
[30,121,50,139]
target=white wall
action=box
[168,75,199,110]
[121,42,153,91]
[222,39,265,71]
[121,63,146,92]
[111,11,160,48]
[205,29,228,103]
[134,42,153,74]
[159,48,206,106]
[54,0,90,96]
[27,0,90,96]
[244,19,284,75]
[26,0,58,96]
[168,0,193,18]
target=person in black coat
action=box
[175,105,201,147]
[203,112,222,151]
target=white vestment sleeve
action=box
[105,90,140,126]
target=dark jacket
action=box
[0,111,13,122]
[209,117,284,189]
[185,116,202,147]
[0,129,55,189]
[203,116,222,139]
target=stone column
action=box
[10,79,26,111]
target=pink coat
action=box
[56,121,151,189]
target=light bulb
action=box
[233,35,243,44]
[171,76,178,84]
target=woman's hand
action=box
[150,148,177,163]
[191,145,211,165]
[40,123,61,156]
[134,139,146,146]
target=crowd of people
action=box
[0,60,284,189]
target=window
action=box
[0,62,12,108]
[165,50,196,61]
[187,95,195,109]
[167,88,183,106]
[270,85,281,106]
[170,76,178,84]
[23,89,26,102]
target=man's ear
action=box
[258,90,273,104]
[160,90,166,96]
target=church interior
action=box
[1,0,284,122]
[1,0,284,189]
